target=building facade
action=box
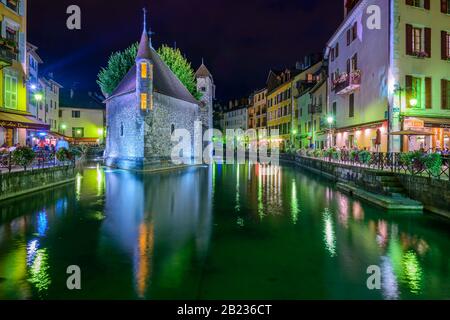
[266,69,297,151]
[0,0,48,147]
[105,15,212,170]
[26,42,42,118]
[326,0,449,152]
[223,98,249,131]
[253,88,267,131]
[59,90,106,144]
[37,77,62,132]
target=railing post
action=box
[8,152,11,173]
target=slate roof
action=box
[61,89,105,110]
[195,63,213,80]
[107,32,199,105]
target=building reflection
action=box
[102,166,213,298]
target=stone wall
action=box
[397,174,450,218]
[293,155,450,217]
[105,93,145,169]
[0,166,76,202]
[295,156,391,195]
[144,93,198,164]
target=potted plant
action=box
[359,150,372,164]
[423,153,443,177]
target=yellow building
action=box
[59,90,106,145]
[266,69,297,151]
[0,0,47,147]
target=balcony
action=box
[333,70,361,95]
[308,104,323,115]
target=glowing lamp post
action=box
[409,98,418,108]
[327,116,335,148]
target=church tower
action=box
[195,61,215,131]
[136,8,153,113]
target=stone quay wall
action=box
[0,166,76,202]
[283,155,450,218]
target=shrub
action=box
[12,146,35,170]
[313,149,323,158]
[56,148,73,162]
[423,153,443,177]
[349,150,358,161]
[359,151,372,164]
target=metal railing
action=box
[0,150,75,173]
[296,151,450,181]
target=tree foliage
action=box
[97,43,201,100]
[97,43,138,97]
[157,45,201,100]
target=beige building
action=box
[326,0,450,152]
[59,90,106,144]
[253,88,267,130]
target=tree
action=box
[97,42,138,97]
[97,43,201,100]
[157,45,201,100]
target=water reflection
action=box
[0,163,449,300]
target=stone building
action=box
[104,12,214,170]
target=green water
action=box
[0,163,449,300]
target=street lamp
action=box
[34,93,43,102]
[409,98,418,108]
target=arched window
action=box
[171,124,175,135]
[120,122,124,137]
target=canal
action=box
[0,163,449,300]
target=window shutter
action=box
[347,29,351,46]
[336,43,339,57]
[442,79,448,110]
[19,32,25,64]
[441,0,448,13]
[19,0,25,16]
[353,22,358,40]
[442,31,448,60]
[406,24,413,55]
[331,48,335,61]
[425,77,432,109]
[406,0,413,5]
[425,27,431,57]
[424,0,430,10]
[347,59,351,74]
[406,75,413,108]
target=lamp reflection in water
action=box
[402,251,423,295]
[323,208,337,257]
[37,212,48,237]
[75,173,83,201]
[29,249,51,294]
[135,222,154,298]
[291,179,299,225]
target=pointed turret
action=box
[136,8,152,61]
[195,62,213,81]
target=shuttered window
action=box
[442,79,450,110]
[4,74,18,109]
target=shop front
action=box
[402,117,450,152]
[0,111,50,147]
[334,121,388,152]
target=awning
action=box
[389,130,434,136]
[0,111,50,130]
[420,117,450,129]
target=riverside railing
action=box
[295,151,450,181]
[0,151,75,173]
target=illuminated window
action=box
[141,63,148,79]
[141,93,147,110]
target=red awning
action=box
[0,111,50,130]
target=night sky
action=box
[28,0,342,102]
